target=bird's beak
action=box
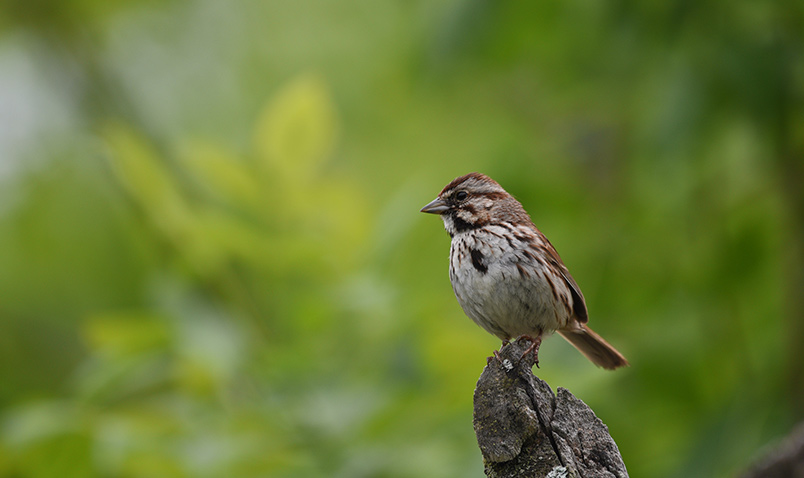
[420,197,449,214]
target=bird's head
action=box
[420,172,530,236]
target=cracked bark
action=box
[473,340,628,478]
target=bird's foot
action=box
[486,349,503,364]
[516,335,542,368]
[486,339,511,364]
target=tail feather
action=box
[558,325,629,370]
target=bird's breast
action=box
[448,226,571,339]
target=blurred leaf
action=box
[83,313,171,359]
[2,401,79,448]
[174,315,244,395]
[253,74,338,180]
[292,386,386,438]
[185,207,264,271]
[297,178,370,269]
[74,353,172,405]
[102,123,192,241]
[177,141,261,209]
[78,315,175,405]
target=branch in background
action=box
[473,340,628,478]
[740,421,804,478]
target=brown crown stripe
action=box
[440,172,496,194]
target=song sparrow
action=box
[421,172,628,369]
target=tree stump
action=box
[473,340,628,478]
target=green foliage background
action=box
[1,1,803,476]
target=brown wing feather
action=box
[536,231,588,323]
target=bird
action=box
[421,172,628,369]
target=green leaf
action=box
[177,141,260,208]
[2,401,79,448]
[102,123,191,239]
[83,313,172,358]
[253,74,338,179]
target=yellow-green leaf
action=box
[177,140,260,208]
[102,123,191,239]
[83,313,172,358]
[253,74,338,179]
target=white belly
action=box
[448,227,571,340]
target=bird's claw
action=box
[486,349,504,364]
[516,335,542,368]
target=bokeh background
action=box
[1,1,803,477]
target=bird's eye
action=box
[456,191,468,201]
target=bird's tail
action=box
[558,325,629,370]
